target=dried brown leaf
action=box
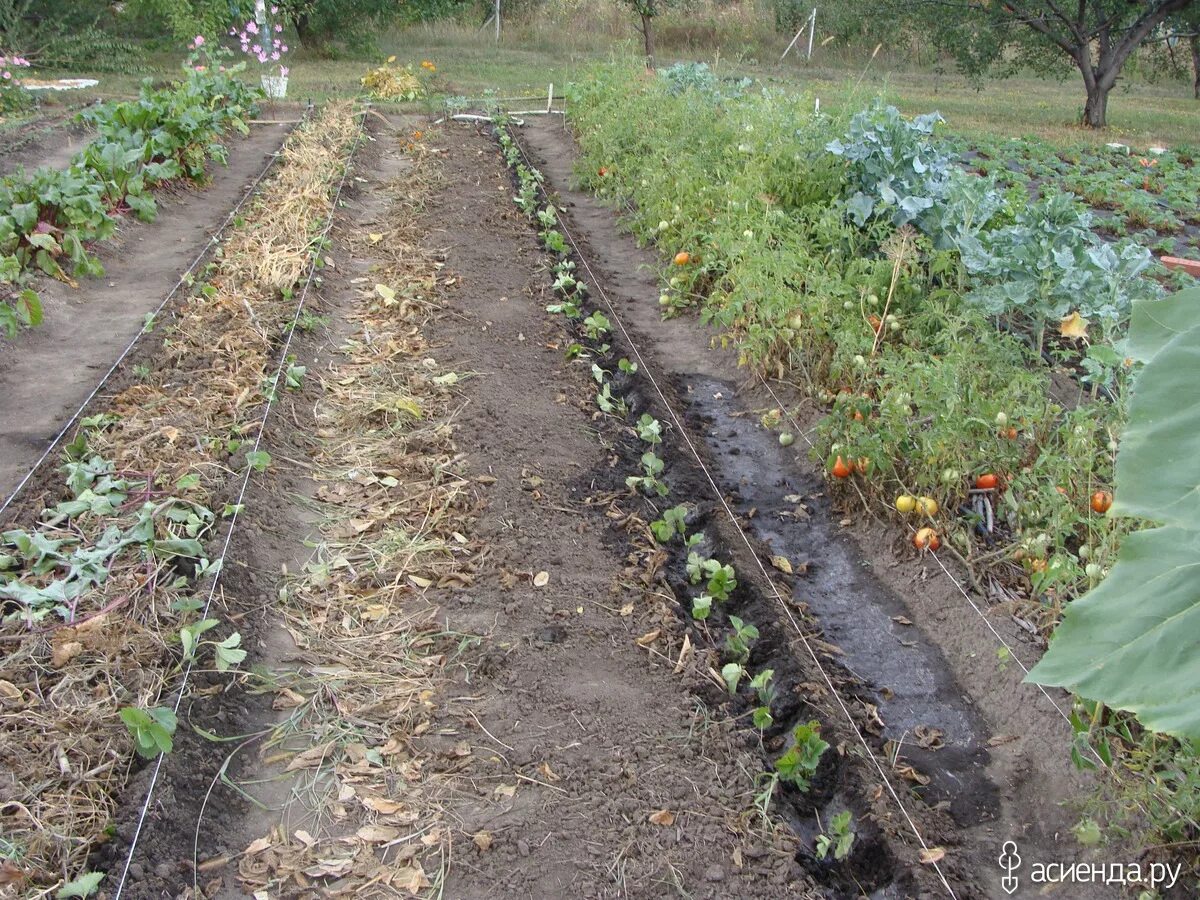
[361,797,406,814]
[357,824,400,843]
[919,847,946,865]
[635,629,660,647]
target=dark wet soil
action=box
[0,120,294,504]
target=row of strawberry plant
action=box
[0,43,260,338]
[565,62,1197,862]
[497,118,849,864]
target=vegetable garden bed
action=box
[1,59,1196,897]
[559,61,1199,881]
[0,101,361,893]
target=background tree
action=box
[1166,6,1200,97]
[916,0,1196,127]
[617,0,678,67]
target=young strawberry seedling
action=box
[816,811,855,861]
[687,551,737,600]
[776,720,830,792]
[636,413,662,444]
[725,615,758,663]
[722,662,746,695]
[583,311,611,341]
[650,503,688,542]
[596,383,629,417]
[119,706,178,758]
[626,450,668,497]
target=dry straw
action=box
[230,131,474,895]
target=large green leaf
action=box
[1028,526,1200,736]
[1029,286,1200,738]
[1109,321,1200,528]
[1125,287,1200,364]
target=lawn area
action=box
[20,23,1199,149]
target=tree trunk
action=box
[1191,34,1200,100]
[293,12,317,49]
[1083,81,1110,128]
[640,13,656,69]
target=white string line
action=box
[502,127,959,898]
[0,114,309,522]
[758,370,1200,834]
[113,107,368,899]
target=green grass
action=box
[23,19,1200,149]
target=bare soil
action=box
[0,121,294,503]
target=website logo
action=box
[998,840,1022,895]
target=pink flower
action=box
[252,43,262,54]
[271,5,279,12]
[271,51,280,60]
[194,65,206,71]
[192,34,205,47]
[3,72,11,80]
[274,23,282,32]
[280,66,288,76]
[219,65,226,72]
[257,52,268,63]
[281,45,288,52]
[246,21,259,34]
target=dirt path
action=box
[0,121,293,504]
[408,127,825,899]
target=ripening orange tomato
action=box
[913,527,940,551]
[976,473,999,490]
[673,251,690,266]
[831,455,852,478]
[1091,490,1113,514]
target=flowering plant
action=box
[181,35,262,113]
[0,53,32,114]
[230,5,290,78]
